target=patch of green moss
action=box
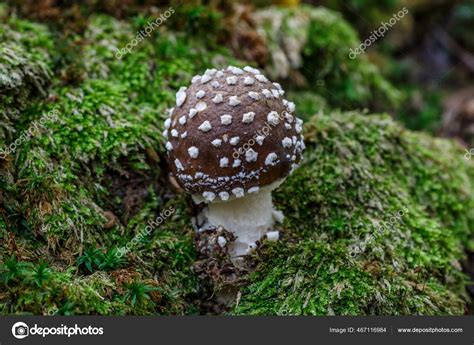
[0,16,54,141]
[0,13,227,315]
[233,111,473,315]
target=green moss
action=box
[0,195,197,315]
[233,112,473,315]
[0,16,54,141]
[0,13,219,315]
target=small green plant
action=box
[0,256,30,284]
[55,300,75,315]
[124,281,160,307]
[77,247,124,273]
[29,262,52,288]
[98,248,124,271]
[77,248,104,273]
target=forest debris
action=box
[227,4,268,66]
[193,226,250,313]
[103,211,117,229]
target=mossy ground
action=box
[233,112,473,315]
[0,2,473,315]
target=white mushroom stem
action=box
[195,181,285,258]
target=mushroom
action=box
[164,66,305,258]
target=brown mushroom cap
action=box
[164,66,305,202]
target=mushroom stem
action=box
[201,190,277,258]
